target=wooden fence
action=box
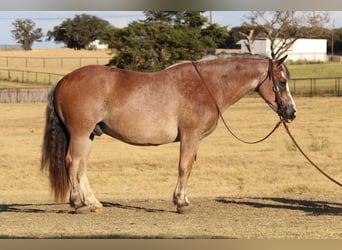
[1,75,342,103]
[0,56,111,69]
[0,69,64,85]
[291,77,342,97]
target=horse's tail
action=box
[41,80,69,202]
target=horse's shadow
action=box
[0,203,64,214]
[0,201,175,214]
[101,201,176,214]
[2,197,342,215]
[215,197,342,216]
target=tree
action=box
[101,11,230,71]
[331,28,342,54]
[239,29,255,54]
[201,23,230,48]
[104,21,175,71]
[242,11,330,59]
[47,14,111,50]
[11,19,43,50]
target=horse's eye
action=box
[279,79,287,87]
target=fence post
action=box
[292,79,296,96]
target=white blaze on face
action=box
[282,70,297,112]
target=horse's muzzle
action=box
[280,104,296,123]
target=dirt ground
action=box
[1,195,342,238]
[1,97,342,238]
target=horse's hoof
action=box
[91,206,103,213]
[176,205,191,214]
[75,206,91,214]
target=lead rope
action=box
[282,122,342,188]
[192,61,342,188]
[220,113,282,144]
[192,61,281,144]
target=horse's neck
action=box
[199,59,267,112]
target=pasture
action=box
[1,97,342,238]
[0,48,113,74]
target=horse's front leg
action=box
[173,132,201,213]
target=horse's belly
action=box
[102,115,179,146]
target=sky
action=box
[1,11,342,48]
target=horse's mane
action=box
[198,51,290,79]
[199,51,270,61]
[167,52,269,69]
[165,51,292,78]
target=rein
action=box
[192,61,342,188]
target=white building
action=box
[87,40,109,50]
[237,38,327,62]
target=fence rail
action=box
[291,77,342,97]
[0,68,64,85]
[0,88,49,103]
[0,56,111,69]
[1,70,342,103]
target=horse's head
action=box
[257,55,296,123]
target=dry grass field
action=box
[0,48,114,89]
[0,48,113,75]
[1,97,342,238]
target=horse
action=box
[41,54,296,214]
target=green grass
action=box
[287,62,342,78]
[285,62,342,96]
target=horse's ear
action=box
[275,55,288,66]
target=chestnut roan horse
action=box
[41,54,296,214]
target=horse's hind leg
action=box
[78,163,103,213]
[67,135,102,213]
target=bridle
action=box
[256,59,287,122]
